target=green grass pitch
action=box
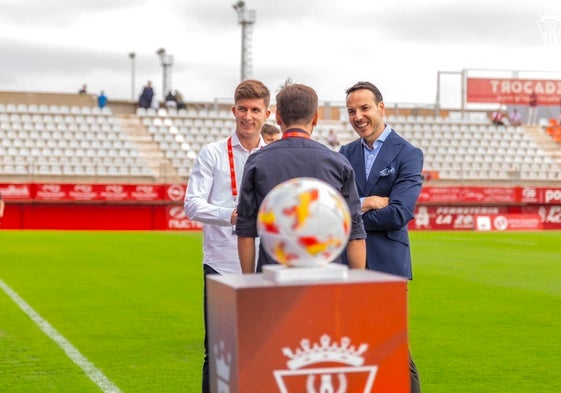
[0,230,560,392]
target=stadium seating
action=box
[139,107,235,176]
[1,99,561,184]
[0,103,153,181]
[316,113,561,182]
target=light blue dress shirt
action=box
[362,125,393,180]
[359,125,393,209]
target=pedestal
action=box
[207,269,409,393]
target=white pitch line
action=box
[0,278,122,393]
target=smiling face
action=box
[232,98,271,148]
[346,88,386,147]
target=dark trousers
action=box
[410,352,421,393]
[201,264,219,393]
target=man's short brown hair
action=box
[275,83,318,126]
[234,79,271,108]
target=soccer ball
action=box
[257,177,351,267]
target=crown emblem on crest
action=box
[214,340,232,382]
[282,335,368,370]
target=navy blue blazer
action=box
[339,130,424,279]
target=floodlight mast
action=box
[232,1,255,81]
[128,52,136,101]
[156,48,174,98]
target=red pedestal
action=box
[207,269,409,393]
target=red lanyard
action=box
[282,129,311,139]
[227,136,237,200]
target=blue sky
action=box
[1,0,560,107]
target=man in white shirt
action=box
[184,79,271,393]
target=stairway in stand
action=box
[524,124,561,166]
[116,114,182,183]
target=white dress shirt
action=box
[184,133,265,274]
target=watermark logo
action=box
[537,14,561,45]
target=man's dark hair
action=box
[345,81,383,103]
[261,123,280,136]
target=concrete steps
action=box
[524,125,561,165]
[116,114,182,183]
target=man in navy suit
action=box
[339,81,423,393]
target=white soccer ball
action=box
[257,177,351,267]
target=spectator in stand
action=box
[79,84,87,94]
[184,79,271,393]
[175,89,186,110]
[97,91,108,109]
[528,90,538,125]
[327,128,340,149]
[509,108,522,126]
[260,122,281,144]
[165,90,177,109]
[492,107,507,126]
[138,81,154,109]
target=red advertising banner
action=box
[521,205,561,230]
[411,206,508,230]
[2,183,560,207]
[165,205,202,230]
[417,187,519,204]
[0,183,179,202]
[467,78,561,105]
[474,214,542,231]
[411,205,558,230]
[31,183,165,202]
[519,186,561,204]
[0,203,203,230]
[162,183,187,202]
[0,183,33,201]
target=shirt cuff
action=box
[219,207,235,225]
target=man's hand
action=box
[230,208,238,225]
[361,196,389,212]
